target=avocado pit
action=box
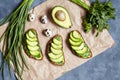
[55,10,66,21]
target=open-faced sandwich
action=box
[23,29,43,60]
[46,35,65,66]
[68,30,92,58]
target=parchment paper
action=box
[0,0,115,80]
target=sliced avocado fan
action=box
[52,6,72,28]
[47,35,65,66]
[68,30,92,58]
[23,29,43,60]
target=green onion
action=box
[0,0,35,80]
[71,0,90,10]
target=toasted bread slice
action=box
[68,30,92,59]
[23,29,43,60]
[46,34,65,66]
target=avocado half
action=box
[52,6,72,28]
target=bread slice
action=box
[46,34,65,66]
[68,30,92,59]
[23,29,43,60]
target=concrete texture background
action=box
[0,0,120,80]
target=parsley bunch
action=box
[71,0,115,36]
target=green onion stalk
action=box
[0,0,35,80]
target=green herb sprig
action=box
[0,0,34,80]
[71,0,115,36]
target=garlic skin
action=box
[44,29,52,37]
[28,13,35,22]
[40,15,48,24]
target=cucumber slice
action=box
[50,47,63,55]
[50,56,64,63]
[51,43,62,50]
[69,39,82,46]
[53,38,62,45]
[26,39,38,46]
[48,52,62,59]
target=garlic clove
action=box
[44,29,52,37]
[40,15,48,24]
[28,13,35,22]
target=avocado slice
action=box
[71,43,85,51]
[24,29,43,60]
[51,43,62,50]
[52,6,72,28]
[50,56,64,63]
[70,33,80,42]
[26,39,38,46]
[27,50,41,59]
[29,50,41,56]
[75,47,88,55]
[75,45,91,58]
[53,38,62,45]
[27,43,40,51]
[28,30,36,38]
[72,30,81,39]
[26,33,37,41]
[50,47,63,55]
[69,39,82,46]
[48,52,62,59]
[80,51,91,58]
